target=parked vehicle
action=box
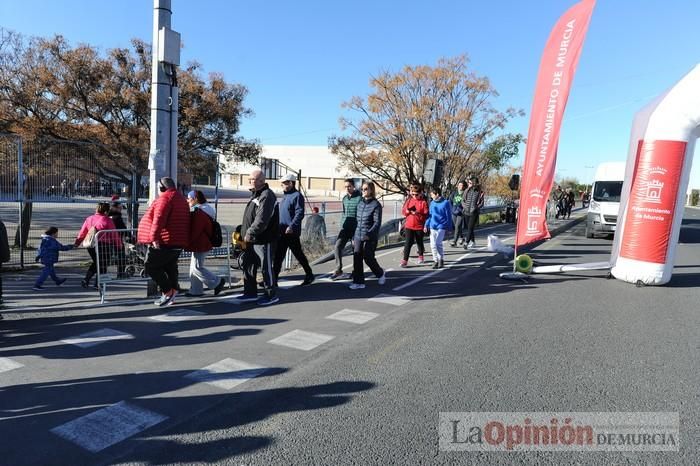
[585,162,625,238]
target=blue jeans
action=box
[35,264,59,286]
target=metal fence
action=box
[94,228,232,304]
[1,134,149,268]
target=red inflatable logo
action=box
[620,140,687,264]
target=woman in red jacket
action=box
[401,183,429,267]
[185,191,225,297]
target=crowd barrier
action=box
[93,228,232,304]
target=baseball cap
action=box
[280,173,297,183]
[187,190,196,199]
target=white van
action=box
[585,162,625,238]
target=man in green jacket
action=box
[330,179,361,280]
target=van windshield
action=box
[593,181,622,202]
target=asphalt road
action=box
[1,209,698,465]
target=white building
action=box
[220,145,400,199]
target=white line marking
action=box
[50,401,167,453]
[185,358,269,390]
[149,308,206,322]
[392,251,474,291]
[341,248,399,271]
[326,309,380,324]
[268,329,334,351]
[277,279,302,289]
[61,328,135,348]
[368,294,411,306]
[0,357,24,373]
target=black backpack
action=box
[210,217,223,247]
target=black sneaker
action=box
[56,278,67,286]
[301,274,315,286]
[32,285,45,291]
[214,278,226,296]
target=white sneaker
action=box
[348,283,365,290]
[467,241,475,249]
[377,273,386,285]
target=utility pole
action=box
[148,0,180,203]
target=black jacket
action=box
[241,183,279,244]
[354,197,382,242]
[461,187,484,215]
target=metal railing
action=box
[94,227,232,304]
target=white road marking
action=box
[268,329,334,351]
[149,308,206,322]
[277,279,302,289]
[185,358,269,390]
[61,328,135,348]
[0,357,24,373]
[368,294,411,306]
[50,401,167,453]
[326,309,380,324]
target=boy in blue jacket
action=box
[424,187,454,269]
[33,227,73,290]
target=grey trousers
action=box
[189,251,220,294]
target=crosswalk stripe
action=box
[61,328,134,348]
[268,329,334,351]
[185,358,269,390]
[149,308,206,322]
[368,294,411,306]
[0,357,24,373]
[50,401,167,453]
[326,309,380,324]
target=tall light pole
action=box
[148,0,180,203]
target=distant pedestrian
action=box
[304,206,327,244]
[0,218,10,317]
[425,187,453,269]
[273,174,314,286]
[33,227,73,290]
[400,183,429,267]
[239,169,279,305]
[75,203,122,288]
[449,181,466,246]
[185,190,225,297]
[349,181,386,290]
[462,176,484,249]
[330,178,361,280]
[564,187,575,219]
[137,177,190,306]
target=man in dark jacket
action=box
[330,179,361,280]
[240,168,279,305]
[0,217,10,317]
[137,177,190,306]
[273,174,314,286]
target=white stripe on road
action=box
[149,308,206,322]
[50,401,167,453]
[268,329,334,351]
[368,294,411,306]
[0,357,24,373]
[326,309,380,324]
[62,328,135,348]
[185,358,269,390]
[392,236,515,292]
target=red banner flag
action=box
[515,0,596,248]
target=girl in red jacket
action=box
[401,183,429,267]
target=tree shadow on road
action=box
[0,369,373,466]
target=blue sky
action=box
[1,0,699,189]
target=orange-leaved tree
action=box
[329,55,523,195]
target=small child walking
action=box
[34,227,73,290]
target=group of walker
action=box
[23,170,485,307]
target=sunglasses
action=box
[362,187,369,191]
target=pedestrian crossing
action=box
[3,286,413,455]
[2,237,506,458]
